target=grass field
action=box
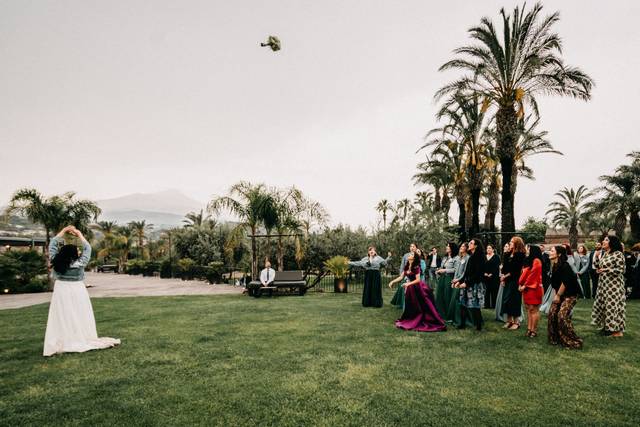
[1,290,639,426]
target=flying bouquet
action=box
[260,35,281,52]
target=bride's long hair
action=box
[51,245,80,274]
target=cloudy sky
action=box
[1,0,638,228]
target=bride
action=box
[43,225,120,356]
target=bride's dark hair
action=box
[52,244,80,274]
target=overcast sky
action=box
[1,0,639,229]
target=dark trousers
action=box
[484,281,499,309]
[590,271,599,298]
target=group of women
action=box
[348,234,629,349]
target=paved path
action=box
[0,272,243,310]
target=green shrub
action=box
[0,250,48,293]
[177,258,197,280]
[126,260,145,275]
[160,260,175,278]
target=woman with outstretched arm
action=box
[348,246,391,308]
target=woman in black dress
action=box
[484,244,501,309]
[500,236,526,330]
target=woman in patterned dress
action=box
[456,238,486,330]
[591,235,626,337]
[547,245,583,349]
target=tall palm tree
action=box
[412,160,452,220]
[417,132,468,239]
[208,181,277,280]
[546,185,592,249]
[94,221,117,235]
[437,2,593,233]
[6,189,101,256]
[376,199,391,231]
[434,93,493,237]
[129,220,154,259]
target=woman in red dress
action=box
[518,244,544,337]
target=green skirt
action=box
[447,284,474,327]
[362,270,383,308]
[390,280,405,309]
[435,273,452,318]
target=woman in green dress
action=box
[435,242,459,319]
[348,246,392,308]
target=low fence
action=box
[310,271,395,293]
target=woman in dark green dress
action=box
[435,242,459,319]
[348,246,391,308]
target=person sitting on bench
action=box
[260,261,276,288]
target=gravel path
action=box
[0,272,243,310]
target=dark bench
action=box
[248,270,308,297]
[97,264,118,273]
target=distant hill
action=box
[97,190,205,229]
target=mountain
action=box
[97,190,205,228]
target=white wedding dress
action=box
[43,280,120,356]
[44,236,120,357]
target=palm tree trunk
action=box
[434,186,442,212]
[500,158,516,233]
[484,177,499,232]
[471,188,481,237]
[464,198,473,237]
[441,191,451,222]
[277,235,284,271]
[569,223,578,250]
[457,197,466,241]
[614,210,627,238]
[251,226,258,280]
[496,105,518,234]
[629,210,640,242]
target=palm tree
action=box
[412,160,452,220]
[271,187,303,271]
[183,210,216,229]
[416,134,468,239]
[546,185,592,249]
[94,221,117,235]
[129,220,154,259]
[437,2,593,233]
[589,164,639,240]
[376,199,391,231]
[511,115,562,197]
[434,93,493,237]
[97,225,133,272]
[208,181,277,280]
[6,189,101,256]
[395,199,412,227]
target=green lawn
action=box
[1,291,639,426]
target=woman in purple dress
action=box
[395,253,447,332]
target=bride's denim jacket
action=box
[49,236,92,281]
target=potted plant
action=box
[324,256,349,293]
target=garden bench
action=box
[248,270,308,297]
[97,264,118,273]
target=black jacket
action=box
[426,254,442,268]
